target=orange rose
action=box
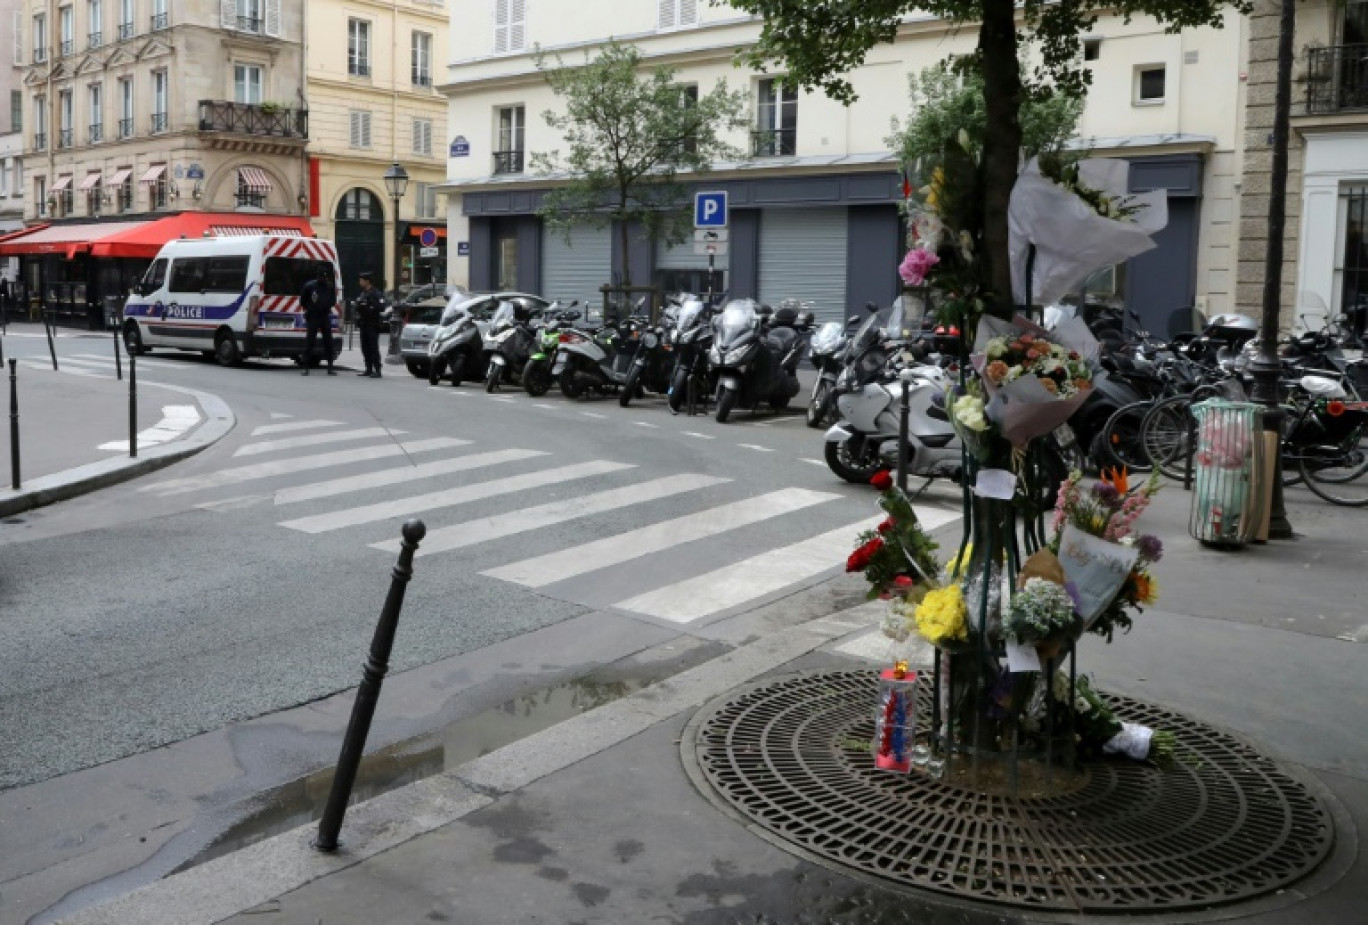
[986,360,1009,384]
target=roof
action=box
[0,213,318,259]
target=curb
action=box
[0,381,235,518]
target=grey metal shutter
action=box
[541,224,612,303]
[655,234,729,271]
[758,207,849,325]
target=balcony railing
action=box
[89,123,103,143]
[59,39,74,56]
[751,128,796,157]
[236,16,261,33]
[236,192,266,209]
[150,12,168,31]
[33,48,47,63]
[197,100,308,139]
[118,117,133,138]
[492,150,524,174]
[150,112,167,133]
[89,31,102,49]
[1307,44,1368,114]
[57,128,73,149]
[33,132,46,151]
[118,22,133,39]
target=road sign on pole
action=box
[693,241,729,256]
[694,229,729,243]
[694,191,728,228]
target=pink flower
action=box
[898,247,940,286]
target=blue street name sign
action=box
[450,136,470,158]
[694,191,728,228]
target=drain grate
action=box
[687,670,1334,914]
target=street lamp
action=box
[382,162,410,360]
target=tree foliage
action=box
[532,41,749,287]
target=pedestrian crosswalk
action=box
[143,416,962,626]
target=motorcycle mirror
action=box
[865,302,879,313]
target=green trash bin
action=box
[1188,399,1266,548]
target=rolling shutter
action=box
[757,207,849,325]
[541,224,611,304]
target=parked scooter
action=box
[552,299,645,398]
[667,296,716,415]
[805,319,849,428]
[619,305,679,407]
[706,300,807,423]
[427,301,487,386]
[482,300,544,392]
[522,305,581,397]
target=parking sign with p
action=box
[695,191,728,228]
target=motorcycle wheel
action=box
[559,368,584,399]
[448,354,465,387]
[806,382,830,429]
[824,436,883,484]
[768,395,791,411]
[485,362,501,393]
[619,367,642,407]
[667,368,688,414]
[715,387,737,423]
[427,356,445,386]
[523,361,552,397]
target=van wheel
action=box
[214,332,242,367]
[123,322,149,355]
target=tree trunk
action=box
[978,0,1022,320]
[617,209,633,290]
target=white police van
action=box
[122,233,343,367]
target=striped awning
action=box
[209,225,302,237]
[79,172,103,190]
[107,167,133,185]
[50,175,73,191]
[139,164,166,184]
[237,167,273,194]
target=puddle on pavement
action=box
[174,642,723,873]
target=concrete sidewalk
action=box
[48,484,1368,925]
[0,326,235,517]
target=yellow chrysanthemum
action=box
[914,584,968,646]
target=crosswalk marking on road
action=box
[274,448,549,505]
[280,459,637,534]
[482,488,838,588]
[98,405,201,451]
[681,432,714,440]
[737,443,774,452]
[70,354,178,370]
[614,506,962,624]
[141,437,470,495]
[250,419,344,437]
[375,473,730,558]
[233,427,408,458]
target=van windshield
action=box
[264,257,335,296]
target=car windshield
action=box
[716,300,757,340]
[407,305,445,325]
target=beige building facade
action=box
[304,0,448,300]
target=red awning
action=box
[238,167,273,193]
[0,213,318,259]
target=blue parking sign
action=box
[694,191,728,228]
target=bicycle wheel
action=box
[1139,395,1194,481]
[1097,402,1154,472]
[1297,421,1368,505]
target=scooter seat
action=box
[766,327,797,353]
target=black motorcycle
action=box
[667,296,715,415]
[619,308,678,407]
[706,299,807,423]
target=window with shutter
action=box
[658,0,674,29]
[658,0,696,29]
[412,118,432,156]
[509,0,525,50]
[220,0,234,30]
[13,10,22,66]
[264,0,279,36]
[494,0,508,53]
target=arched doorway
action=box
[334,188,385,303]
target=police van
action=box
[122,233,343,367]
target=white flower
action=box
[985,339,1008,360]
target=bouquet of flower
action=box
[1050,466,1164,642]
[971,315,1099,448]
[1005,577,1081,651]
[847,471,942,601]
[1073,674,1176,767]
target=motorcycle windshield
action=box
[811,321,844,354]
[488,302,515,333]
[715,301,758,348]
[439,306,467,327]
[675,301,703,332]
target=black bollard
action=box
[43,308,58,371]
[897,367,913,492]
[315,519,427,853]
[113,328,122,381]
[9,358,18,490]
[128,352,137,459]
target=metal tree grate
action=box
[686,670,1334,914]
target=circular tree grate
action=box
[685,669,1335,914]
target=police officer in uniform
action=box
[354,271,386,378]
[300,268,338,376]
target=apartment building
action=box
[438,2,1247,334]
[1240,0,1368,338]
[1,0,26,281]
[304,0,449,301]
[2,0,312,325]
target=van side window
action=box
[204,256,250,293]
[263,257,333,296]
[143,258,168,292]
[169,258,208,293]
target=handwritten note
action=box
[974,468,1017,500]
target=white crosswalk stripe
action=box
[280,460,636,534]
[250,419,344,437]
[233,427,407,457]
[274,448,548,505]
[482,488,838,588]
[70,353,179,369]
[374,473,729,557]
[614,506,962,624]
[141,437,469,495]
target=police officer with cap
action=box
[299,267,338,376]
[354,271,386,377]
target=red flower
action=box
[893,575,914,587]
[877,518,895,534]
[845,537,885,572]
[870,470,894,491]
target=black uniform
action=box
[300,276,338,375]
[355,284,386,376]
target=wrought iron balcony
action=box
[118,117,133,138]
[1306,44,1368,113]
[118,22,133,39]
[57,129,73,149]
[89,31,102,49]
[33,132,46,151]
[59,39,74,56]
[492,149,524,174]
[197,100,307,139]
[751,127,796,157]
[236,192,266,209]
[150,12,168,31]
[236,16,261,33]
[150,112,167,133]
[89,123,103,143]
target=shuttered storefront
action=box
[541,224,612,304]
[655,234,731,272]
[757,207,849,324]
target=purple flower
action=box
[1091,481,1120,505]
[899,247,941,286]
[1137,534,1164,563]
